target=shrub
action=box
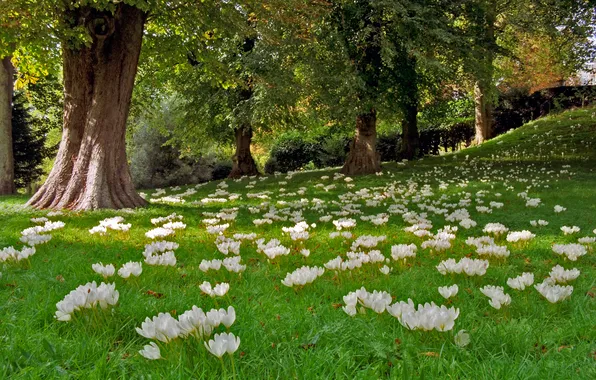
[264,133,320,174]
[377,132,401,161]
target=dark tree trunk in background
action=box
[341,110,381,175]
[473,2,495,145]
[0,56,14,195]
[28,4,147,210]
[229,125,259,178]
[398,52,419,159]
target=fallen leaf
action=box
[146,290,164,299]
[56,275,64,283]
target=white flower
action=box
[55,281,119,321]
[145,227,174,239]
[204,332,240,357]
[300,249,310,257]
[454,330,470,347]
[281,266,325,287]
[391,244,417,260]
[561,226,580,235]
[507,273,534,290]
[552,243,587,261]
[479,285,511,309]
[92,263,115,278]
[139,342,162,360]
[118,262,142,278]
[379,265,390,275]
[554,205,566,213]
[534,280,573,303]
[136,312,181,342]
[438,284,458,299]
[549,265,580,284]
[506,230,535,243]
[482,223,509,235]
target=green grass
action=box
[1,107,595,379]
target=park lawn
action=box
[0,106,595,379]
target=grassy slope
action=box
[1,107,595,379]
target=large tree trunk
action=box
[228,125,259,178]
[0,56,15,195]
[473,2,496,145]
[341,110,381,175]
[28,4,147,210]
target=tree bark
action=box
[0,56,15,195]
[473,80,488,145]
[27,4,147,210]
[341,110,381,175]
[228,125,259,178]
[473,2,496,145]
[400,101,419,159]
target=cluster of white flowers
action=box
[479,285,512,309]
[215,236,241,255]
[387,299,460,332]
[552,243,587,261]
[350,235,386,250]
[333,218,357,230]
[281,266,325,287]
[507,273,534,290]
[0,246,36,262]
[391,244,417,261]
[282,221,312,241]
[256,238,290,260]
[530,219,549,227]
[118,261,142,278]
[200,281,230,297]
[89,216,131,235]
[554,205,566,213]
[136,305,239,359]
[560,226,580,235]
[55,281,119,321]
[206,224,230,235]
[329,231,353,239]
[483,223,509,236]
[476,244,510,259]
[534,279,573,303]
[506,230,536,243]
[549,265,580,284]
[151,213,183,225]
[145,227,175,240]
[20,220,64,246]
[92,262,116,278]
[342,287,393,315]
[438,284,458,299]
[436,258,489,276]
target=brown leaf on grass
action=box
[558,345,572,352]
[420,352,440,357]
[146,290,164,299]
[56,275,65,283]
[332,303,343,309]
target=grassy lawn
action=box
[1,107,595,379]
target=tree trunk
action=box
[228,125,259,178]
[27,4,147,210]
[0,56,15,195]
[473,80,488,145]
[397,51,419,160]
[473,2,496,145]
[341,110,380,175]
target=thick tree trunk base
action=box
[341,111,381,176]
[229,126,259,178]
[27,4,147,211]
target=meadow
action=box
[1,107,595,379]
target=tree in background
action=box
[11,91,54,191]
[463,0,596,145]
[311,0,461,174]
